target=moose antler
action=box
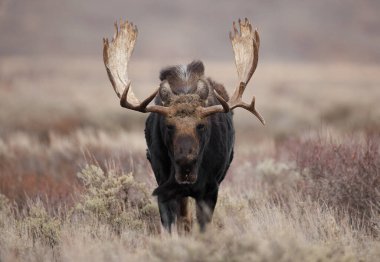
[201,18,265,125]
[103,20,170,115]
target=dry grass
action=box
[0,129,150,206]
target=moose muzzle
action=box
[173,136,199,184]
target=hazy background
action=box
[1,0,380,62]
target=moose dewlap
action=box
[103,18,264,233]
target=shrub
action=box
[74,165,160,234]
[24,200,61,248]
[289,133,380,234]
[255,159,300,191]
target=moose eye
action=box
[196,124,205,131]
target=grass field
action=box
[0,57,379,261]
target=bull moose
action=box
[103,18,265,233]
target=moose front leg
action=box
[157,196,178,233]
[196,188,218,232]
[158,195,193,234]
[177,197,193,234]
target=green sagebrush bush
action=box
[24,200,61,248]
[73,165,160,234]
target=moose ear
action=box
[159,80,174,105]
[187,60,205,77]
[196,80,209,100]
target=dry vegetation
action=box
[0,57,380,261]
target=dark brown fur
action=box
[145,60,235,232]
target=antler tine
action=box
[230,92,265,125]
[103,19,169,116]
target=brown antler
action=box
[103,20,169,115]
[201,18,265,125]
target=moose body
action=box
[145,61,235,231]
[103,18,265,232]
